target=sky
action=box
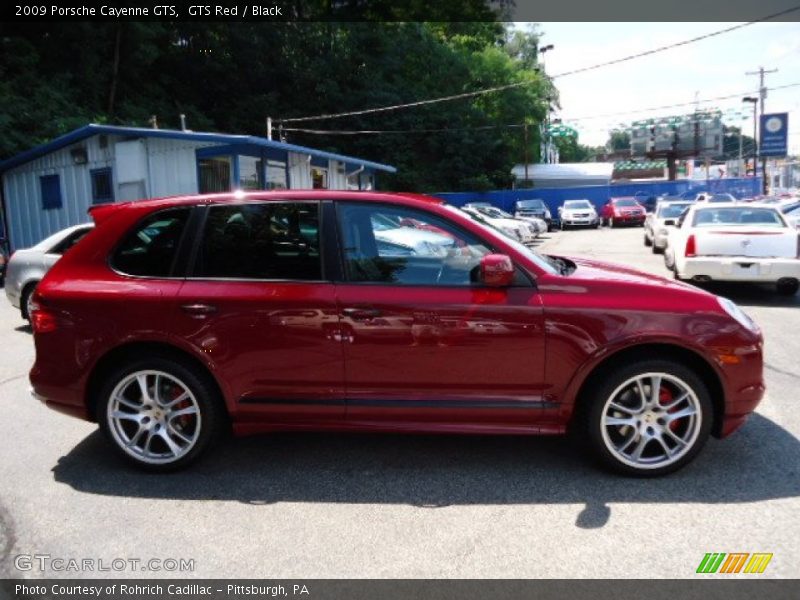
[526,22,800,154]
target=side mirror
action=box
[480,254,515,287]
[664,219,676,226]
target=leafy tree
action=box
[0,18,551,192]
[607,129,631,152]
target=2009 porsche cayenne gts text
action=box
[29,191,765,475]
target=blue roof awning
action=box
[0,123,397,174]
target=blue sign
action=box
[759,113,788,157]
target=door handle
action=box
[180,303,218,317]
[343,307,382,320]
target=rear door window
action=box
[194,202,322,280]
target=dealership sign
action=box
[759,113,788,157]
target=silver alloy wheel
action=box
[600,372,701,470]
[106,370,201,465]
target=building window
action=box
[267,160,287,189]
[198,157,232,193]
[238,156,263,190]
[40,174,62,210]
[90,168,114,204]
[311,167,328,189]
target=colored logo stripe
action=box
[697,552,772,574]
[744,553,773,574]
[719,553,749,574]
[697,553,726,573]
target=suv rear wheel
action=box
[582,359,712,476]
[97,356,224,472]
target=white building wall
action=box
[145,138,212,198]
[328,160,347,189]
[3,135,112,250]
[288,152,312,188]
[2,135,215,249]
[3,134,383,249]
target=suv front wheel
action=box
[582,359,712,476]
[97,356,224,472]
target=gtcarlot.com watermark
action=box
[14,553,195,573]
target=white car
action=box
[664,203,800,295]
[782,202,800,229]
[558,199,600,229]
[461,206,537,245]
[469,205,548,235]
[644,201,691,254]
[5,223,94,319]
[694,192,736,203]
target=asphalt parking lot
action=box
[0,225,798,579]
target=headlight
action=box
[718,296,758,333]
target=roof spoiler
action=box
[87,202,131,225]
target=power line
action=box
[283,82,800,136]
[559,82,800,122]
[278,5,800,125]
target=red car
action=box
[601,197,647,227]
[29,191,764,476]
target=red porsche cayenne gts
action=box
[29,191,765,475]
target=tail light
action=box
[685,234,697,258]
[29,298,58,333]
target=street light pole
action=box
[538,44,554,164]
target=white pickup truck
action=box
[664,203,800,295]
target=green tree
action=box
[0,17,551,192]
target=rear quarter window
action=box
[111,208,190,277]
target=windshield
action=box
[709,193,736,203]
[613,199,639,207]
[478,206,513,219]
[563,200,592,210]
[517,200,545,209]
[445,205,558,275]
[657,203,690,218]
[692,207,785,227]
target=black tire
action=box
[20,282,38,321]
[777,279,799,296]
[580,359,713,477]
[96,354,226,472]
[644,234,653,247]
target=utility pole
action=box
[746,66,778,194]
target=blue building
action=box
[0,124,396,250]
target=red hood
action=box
[564,255,716,298]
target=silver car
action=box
[5,223,93,320]
[643,201,690,254]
